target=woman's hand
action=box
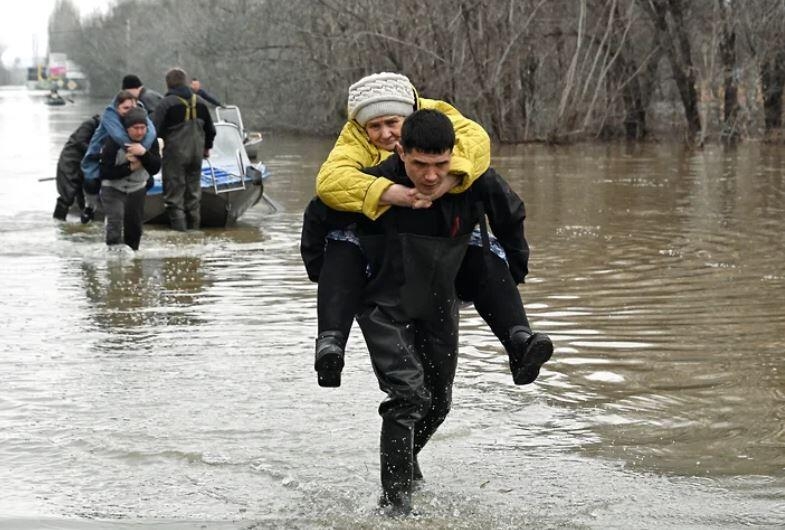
[125,142,147,156]
[380,184,419,208]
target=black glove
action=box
[83,178,101,195]
[145,175,155,191]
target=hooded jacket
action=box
[316,97,490,220]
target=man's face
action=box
[396,146,452,195]
[116,98,137,116]
[191,79,201,92]
[127,123,147,142]
[364,115,405,152]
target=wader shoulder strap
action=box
[381,211,405,285]
[474,201,491,255]
[175,94,198,120]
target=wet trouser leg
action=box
[412,319,459,458]
[123,187,147,251]
[314,239,365,386]
[455,246,531,345]
[100,186,125,246]
[456,246,552,384]
[358,306,426,508]
[317,239,365,336]
[359,307,458,508]
[162,157,187,231]
[54,165,84,219]
[183,161,202,229]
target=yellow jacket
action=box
[315,97,490,220]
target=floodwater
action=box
[0,86,783,529]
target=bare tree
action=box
[717,0,739,141]
[639,0,702,143]
[52,0,784,143]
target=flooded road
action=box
[0,87,783,528]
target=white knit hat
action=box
[347,72,416,126]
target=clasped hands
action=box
[125,142,146,171]
[380,173,460,209]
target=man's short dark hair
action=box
[400,109,455,154]
[165,68,188,90]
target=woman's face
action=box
[116,98,137,117]
[364,115,405,152]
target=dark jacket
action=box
[138,87,164,115]
[151,85,216,149]
[300,159,529,283]
[195,88,222,107]
[360,154,530,282]
[56,115,101,202]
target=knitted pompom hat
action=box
[347,72,416,126]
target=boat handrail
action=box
[205,153,247,194]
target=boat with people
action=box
[45,90,67,106]
[143,118,270,227]
[65,107,270,227]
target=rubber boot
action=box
[314,330,346,387]
[379,419,413,516]
[411,455,424,491]
[80,206,95,224]
[186,211,200,230]
[53,200,69,221]
[508,325,553,385]
[169,216,187,232]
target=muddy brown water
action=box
[0,87,783,528]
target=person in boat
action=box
[152,67,216,231]
[81,85,157,224]
[300,72,552,388]
[121,74,164,115]
[53,114,100,221]
[348,109,530,514]
[96,106,161,250]
[190,78,222,107]
[47,88,65,105]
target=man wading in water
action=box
[318,109,539,514]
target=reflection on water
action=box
[0,87,784,528]
[489,142,785,481]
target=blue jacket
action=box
[81,99,157,181]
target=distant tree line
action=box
[49,0,785,144]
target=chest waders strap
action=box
[381,213,405,285]
[176,94,198,120]
[474,201,492,255]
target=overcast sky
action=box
[1,0,111,67]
